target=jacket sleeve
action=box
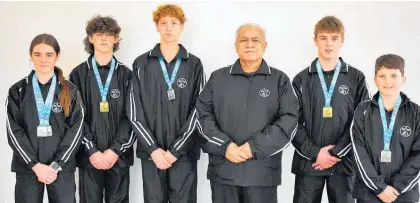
[6,86,38,169]
[391,109,420,194]
[196,73,232,156]
[127,60,158,154]
[291,75,321,161]
[247,74,299,159]
[69,69,99,156]
[169,60,205,158]
[53,88,84,168]
[351,104,387,195]
[110,70,136,156]
[330,72,371,158]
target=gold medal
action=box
[100,102,109,113]
[323,106,333,118]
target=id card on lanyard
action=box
[379,95,402,163]
[158,57,181,101]
[33,74,57,137]
[316,60,341,118]
[92,57,116,112]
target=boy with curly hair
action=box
[70,15,134,203]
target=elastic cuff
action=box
[28,160,38,169]
[87,147,99,157]
[248,139,259,159]
[110,146,123,156]
[146,144,159,155]
[169,148,181,158]
[328,149,340,158]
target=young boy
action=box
[351,54,420,203]
[291,16,370,203]
[128,4,205,203]
[70,15,134,203]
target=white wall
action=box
[1,1,420,203]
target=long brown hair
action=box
[30,34,70,117]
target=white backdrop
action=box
[1,1,420,203]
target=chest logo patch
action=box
[177,78,187,88]
[110,89,120,99]
[52,102,62,113]
[400,126,412,137]
[259,88,270,97]
[339,85,349,95]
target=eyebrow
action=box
[240,37,260,40]
[33,52,55,55]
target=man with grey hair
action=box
[196,23,298,203]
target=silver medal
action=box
[167,89,176,101]
[381,150,392,163]
[37,126,52,137]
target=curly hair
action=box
[153,4,186,24]
[314,16,345,40]
[83,15,121,54]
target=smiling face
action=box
[375,67,406,97]
[30,43,59,74]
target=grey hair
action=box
[235,23,266,42]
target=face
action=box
[156,16,184,43]
[89,32,118,54]
[314,32,343,60]
[374,67,406,97]
[30,43,59,74]
[235,28,267,62]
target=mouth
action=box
[325,49,333,53]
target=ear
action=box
[88,35,94,44]
[114,35,120,44]
[56,52,61,60]
[402,75,407,84]
[262,42,267,52]
[373,75,379,88]
[180,24,185,32]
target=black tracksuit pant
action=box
[293,173,354,203]
[15,172,76,203]
[210,181,278,203]
[79,166,130,203]
[141,160,197,203]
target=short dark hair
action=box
[375,54,405,75]
[83,15,121,54]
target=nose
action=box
[245,39,254,48]
[326,38,333,47]
[40,55,47,63]
[166,24,172,31]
